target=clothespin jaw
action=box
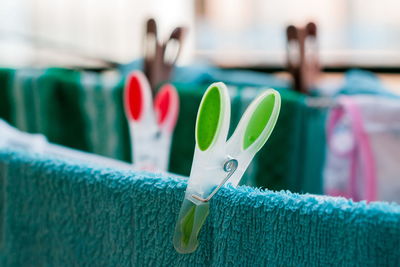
[124,71,154,123]
[154,83,180,133]
[286,22,320,94]
[143,18,186,93]
[173,82,281,254]
[124,70,180,171]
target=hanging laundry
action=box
[11,68,45,133]
[34,68,88,150]
[7,68,88,150]
[0,66,327,194]
[324,95,400,203]
[317,69,400,98]
[79,70,128,159]
[338,69,398,97]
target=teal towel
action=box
[9,68,87,150]
[79,71,129,159]
[10,68,44,133]
[0,149,399,266]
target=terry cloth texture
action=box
[0,149,399,266]
[0,67,326,194]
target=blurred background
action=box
[1,0,400,69]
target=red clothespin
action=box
[143,18,186,94]
[124,71,180,171]
[286,22,320,94]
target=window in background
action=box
[1,0,399,68]
[0,0,194,67]
[194,0,400,67]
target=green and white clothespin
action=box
[173,82,281,254]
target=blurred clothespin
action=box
[143,18,186,93]
[173,82,281,254]
[124,71,179,171]
[286,22,320,94]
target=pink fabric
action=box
[326,97,376,202]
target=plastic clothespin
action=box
[124,71,179,171]
[143,18,186,93]
[0,120,47,152]
[286,22,320,94]
[173,82,281,254]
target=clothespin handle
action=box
[123,71,180,171]
[143,18,186,92]
[286,22,320,94]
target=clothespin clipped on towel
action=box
[173,82,281,254]
[123,18,184,171]
[286,22,320,94]
[143,18,186,92]
[124,71,179,171]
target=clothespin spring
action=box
[192,158,238,203]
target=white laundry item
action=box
[356,96,400,203]
[324,95,400,203]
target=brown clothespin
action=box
[143,18,186,94]
[286,22,320,94]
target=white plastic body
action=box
[129,120,172,172]
[174,84,281,254]
[125,71,177,173]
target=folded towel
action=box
[0,149,399,266]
